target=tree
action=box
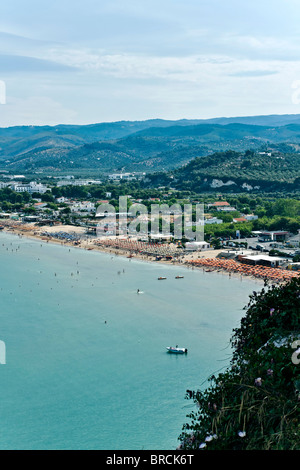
[41,192,55,203]
[23,207,36,215]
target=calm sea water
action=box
[0,232,262,450]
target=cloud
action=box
[1,1,300,125]
[229,70,279,78]
[0,96,78,127]
[40,48,285,84]
[0,54,76,74]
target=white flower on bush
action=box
[205,434,218,442]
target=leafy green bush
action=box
[179,277,300,450]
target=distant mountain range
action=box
[1,114,300,174]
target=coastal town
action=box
[1,174,299,283]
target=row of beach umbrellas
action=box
[188,258,299,282]
[95,238,178,256]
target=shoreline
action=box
[1,220,297,284]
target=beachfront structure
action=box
[286,262,300,271]
[185,241,210,251]
[149,233,174,242]
[219,250,253,259]
[240,254,289,268]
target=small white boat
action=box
[166,346,188,354]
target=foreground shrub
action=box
[179,277,300,450]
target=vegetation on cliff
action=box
[179,277,300,450]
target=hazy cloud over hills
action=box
[1,1,300,125]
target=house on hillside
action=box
[33,203,48,210]
[244,214,258,221]
[204,217,223,225]
[71,202,96,213]
[207,201,230,209]
[207,201,236,212]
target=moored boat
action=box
[158,276,167,280]
[175,276,184,279]
[166,346,188,354]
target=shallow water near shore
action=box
[0,232,262,450]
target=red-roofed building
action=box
[207,201,236,212]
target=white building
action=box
[108,173,136,181]
[185,241,210,251]
[11,182,49,194]
[244,214,258,221]
[57,179,101,187]
[56,197,68,203]
[242,254,289,267]
[218,206,236,212]
[71,201,96,213]
[0,182,11,189]
[204,217,223,225]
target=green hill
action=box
[2,117,300,175]
[169,149,300,192]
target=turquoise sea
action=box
[0,232,262,450]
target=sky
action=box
[1,0,300,126]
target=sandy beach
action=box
[0,219,222,262]
[0,219,298,283]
